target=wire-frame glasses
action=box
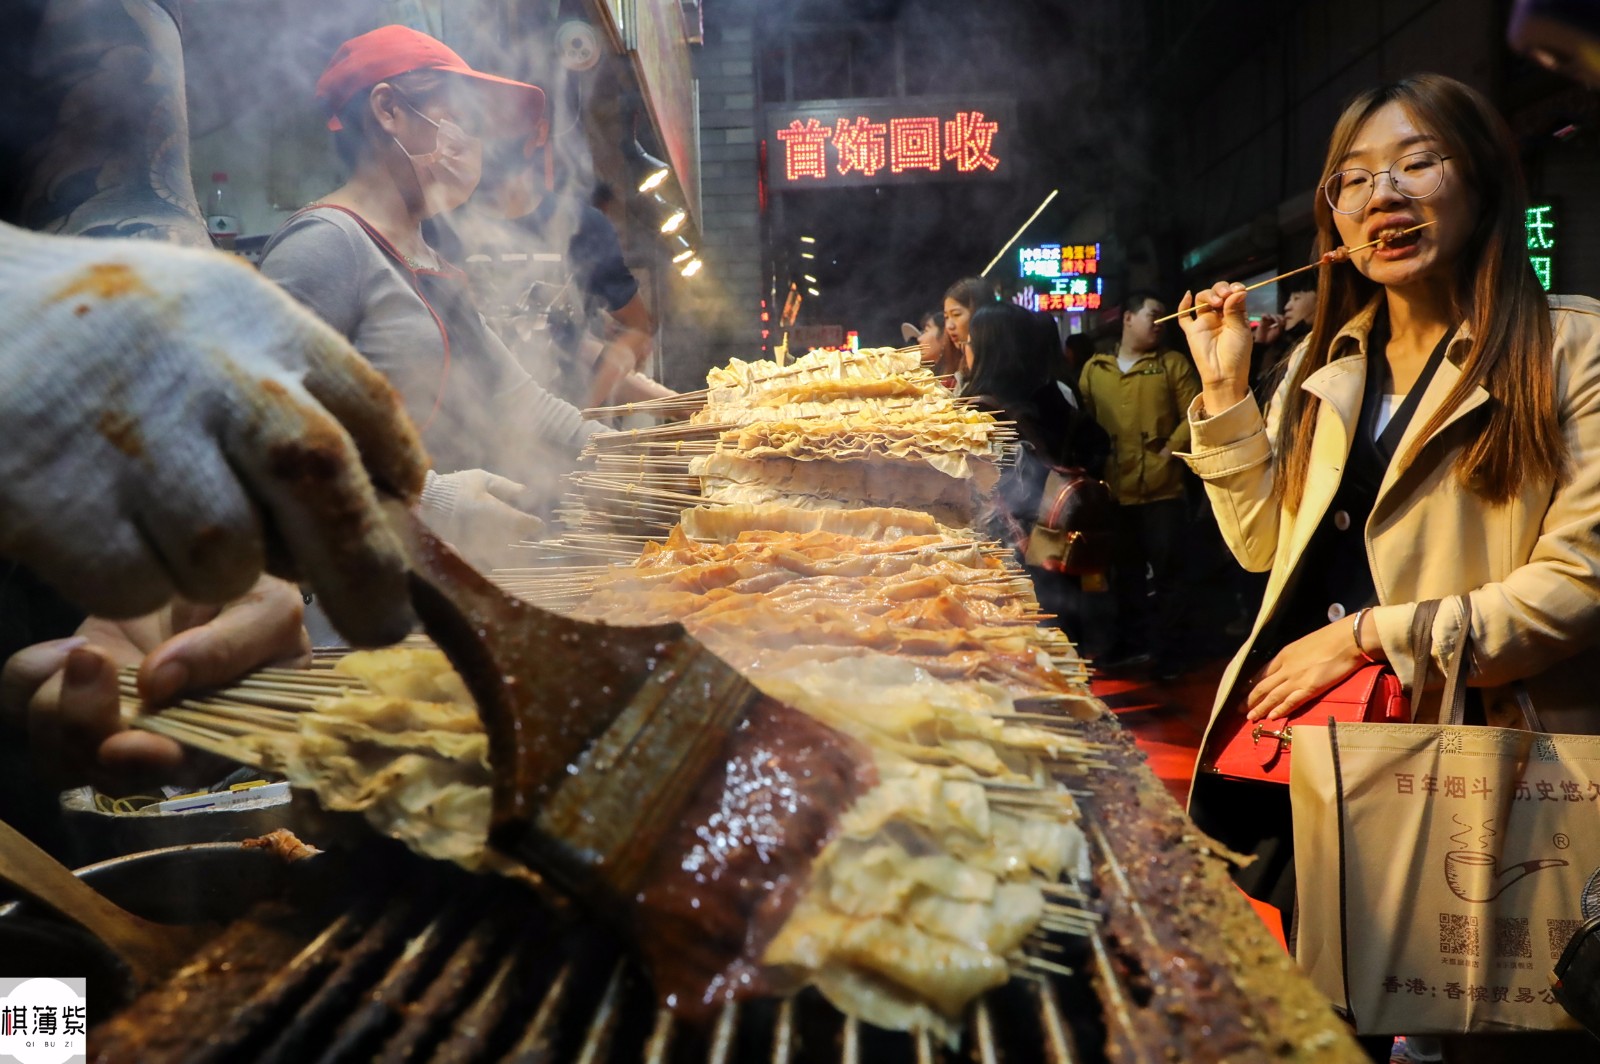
[1323,150,1452,215]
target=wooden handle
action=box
[380,500,687,842]
[0,818,171,984]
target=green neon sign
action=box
[1527,204,1555,291]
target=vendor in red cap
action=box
[260,25,597,562]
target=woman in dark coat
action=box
[961,303,1110,650]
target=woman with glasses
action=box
[1177,72,1600,1060]
[260,26,594,569]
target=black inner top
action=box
[1263,311,1456,650]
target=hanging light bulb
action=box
[681,257,704,277]
[624,138,672,193]
[673,247,696,263]
[806,286,820,296]
[660,208,688,234]
[802,274,817,283]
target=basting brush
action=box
[375,499,878,1013]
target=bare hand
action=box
[1,576,309,788]
[1176,282,1254,412]
[1252,314,1284,346]
[1243,620,1367,722]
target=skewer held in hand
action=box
[1153,220,1436,325]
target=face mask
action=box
[393,97,483,218]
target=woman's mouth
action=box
[1372,226,1424,259]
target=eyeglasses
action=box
[1323,150,1453,215]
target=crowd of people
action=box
[915,279,1291,678]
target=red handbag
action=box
[1201,663,1410,784]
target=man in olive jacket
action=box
[1080,291,1202,676]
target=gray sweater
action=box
[260,207,599,484]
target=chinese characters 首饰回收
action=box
[776,110,1002,183]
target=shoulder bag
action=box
[1291,597,1600,1034]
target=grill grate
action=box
[84,835,1138,1064]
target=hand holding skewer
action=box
[1152,221,1436,326]
[1175,283,1257,414]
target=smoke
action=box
[176,1,654,512]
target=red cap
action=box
[316,25,546,142]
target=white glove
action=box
[417,469,545,570]
[0,223,428,646]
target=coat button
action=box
[1327,602,1347,622]
[1333,510,1351,531]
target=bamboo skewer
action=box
[1154,220,1437,325]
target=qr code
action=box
[1494,917,1532,958]
[1441,913,1480,955]
[1549,919,1585,959]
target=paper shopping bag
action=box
[1292,718,1600,1033]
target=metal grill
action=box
[71,830,1163,1064]
[125,869,1119,1064]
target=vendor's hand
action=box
[586,341,643,409]
[0,576,310,788]
[417,469,545,570]
[1252,313,1284,346]
[0,223,428,646]
[1176,282,1254,413]
[614,372,679,408]
[1243,620,1367,722]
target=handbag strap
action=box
[1512,682,1545,732]
[1408,596,1543,730]
[1407,597,1471,726]
[1407,598,1443,723]
[1439,598,1472,727]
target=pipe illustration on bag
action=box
[1444,816,1568,903]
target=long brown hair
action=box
[1277,73,1562,510]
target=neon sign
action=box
[1019,243,1102,281]
[767,97,1013,188]
[1015,277,1103,314]
[1526,203,1556,290]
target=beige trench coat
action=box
[1180,294,1600,801]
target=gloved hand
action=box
[0,223,428,646]
[417,468,545,570]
